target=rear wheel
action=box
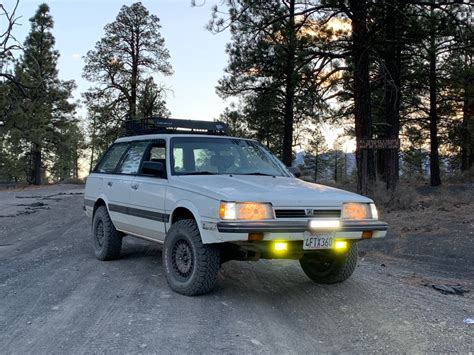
[163,219,220,296]
[92,206,122,260]
[299,242,358,284]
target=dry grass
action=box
[370,183,418,211]
[444,167,474,184]
[321,179,474,239]
[376,183,474,238]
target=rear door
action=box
[127,140,168,241]
[93,142,131,231]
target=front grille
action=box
[275,209,341,219]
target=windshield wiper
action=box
[239,172,275,176]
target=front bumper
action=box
[216,220,388,234]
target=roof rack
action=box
[123,117,229,137]
[125,117,228,136]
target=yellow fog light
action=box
[334,241,348,250]
[274,242,288,252]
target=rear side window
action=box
[117,141,150,175]
[94,143,129,174]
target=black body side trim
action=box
[108,203,170,223]
[217,220,388,233]
[85,198,169,222]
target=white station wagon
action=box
[84,118,387,296]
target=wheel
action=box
[92,206,122,260]
[299,242,358,284]
[163,219,220,296]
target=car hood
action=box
[172,175,372,207]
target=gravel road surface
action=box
[0,185,472,353]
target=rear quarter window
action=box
[94,143,129,174]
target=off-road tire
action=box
[299,242,358,284]
[92,206,122,261]
[163,219,220,296]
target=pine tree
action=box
[209,0,343,166]
[306,128,328,183]
[8,4,77,185]
[83,2,172,119]
[400,2,471,185]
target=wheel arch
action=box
[171,206,196,224]
[93,197,107,217]
[168,200,205,237]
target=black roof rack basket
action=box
[124,117,228,136]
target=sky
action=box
[10,0,231,121]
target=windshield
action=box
[170,137,291,177]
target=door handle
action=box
[107,181,113,187]
[131,183,139,190]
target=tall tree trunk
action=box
[344,152,347,180]
[130,59,138,117]
[89,135,95,173]
[314,155,318,182]
[129,28,139,118]
[428,17,441,186]
[282,0,296,167]
[381,0,402,191]
[89,126,96,173]
[350,0,375,195]
[461,52,474,171]
[74,148,79,180]
[32,144,42,185]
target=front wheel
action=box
[299,242,358,284]
[163,219,220,296]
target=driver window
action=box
[140,141,167,178]
[150,146,166,161]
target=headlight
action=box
[342,202,378,220]
[219,201,274,220]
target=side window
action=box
[139,141,167,178]
[173,147,184,172]
[117,141,149,175]
[94,143,129,174]
[150,146,166,160]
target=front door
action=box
[127,140,168,241]
[111,140,151,233]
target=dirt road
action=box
[0,185,472,353]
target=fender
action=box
[168,199,211,242]
[84,193,110,218]
[96,193,111,212]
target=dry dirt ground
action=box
[0,184,473,354]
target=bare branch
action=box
[0,0,22,76]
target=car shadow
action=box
[116,239,366,299]
[119,236,163,260]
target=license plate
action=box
[303,232,334,250]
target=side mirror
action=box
[142,161,165,178]
[288,167,301,178]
